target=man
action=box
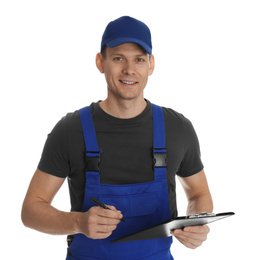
[22,16,213,259]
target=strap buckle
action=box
[153,148,167,168]
[86,151,101,172]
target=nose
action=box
[122,60,136,75]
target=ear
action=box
[95,53,104,73]
[149,55,155,76]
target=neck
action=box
[99,97,147,119]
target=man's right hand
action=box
[76,205,123,239]
[21,169,123,238]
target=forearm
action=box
[174,171,213,249]
[22,200,81,235]
[186,191,213,215]
[22,199,122,239]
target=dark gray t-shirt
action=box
[38,100,203,218]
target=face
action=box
[96,43,155,102]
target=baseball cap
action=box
[101,16,152,55]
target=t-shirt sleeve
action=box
[37,115,70,178]
[177,116,204,177]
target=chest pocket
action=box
[99,192,159,218]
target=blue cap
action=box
[101,16,152,55]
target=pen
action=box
[91,196,125,222]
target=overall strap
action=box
[152,104,167,181]
[79,104,167,183]
[78,106,101,184]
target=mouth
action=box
[119,80,138,86]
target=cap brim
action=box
[105,37,152,55]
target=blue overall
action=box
[66,104,174,260]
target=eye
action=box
[113,57,123,62]
[136,58,145,62]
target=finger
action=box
[176,236,199,249]
[89,207,122,224]
[173,228,208,241]
[106,205,117,211]
[174,230,206,244]
[86,220,118,238]
[90,231,113,240]
[97,222,118,232]
[97,215,121,225]
[171,229,207,248]
[184,225,210,234]
[86,221,118,239]
[97,206,123,220]
[173,233,203,249]
[176,229,207,239]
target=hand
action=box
[77,205,123,239]
[171,225,210,249]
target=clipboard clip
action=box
[188,212,216,219]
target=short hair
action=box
[101,47,107,59]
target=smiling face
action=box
[96,43,155,102]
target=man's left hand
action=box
[171,225,210,249]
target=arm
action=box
[171,169,213,249]
[21,169,123,239]
[179,169,213,215]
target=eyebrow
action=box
[110,52,148,57]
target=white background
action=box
[1,0,255,259]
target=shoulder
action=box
[160,105,199,147]
[161,106,193,130]
[48,110,81,141]
[53,103,100,134]
[61,110,80,125]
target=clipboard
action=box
[112,212,235,243]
